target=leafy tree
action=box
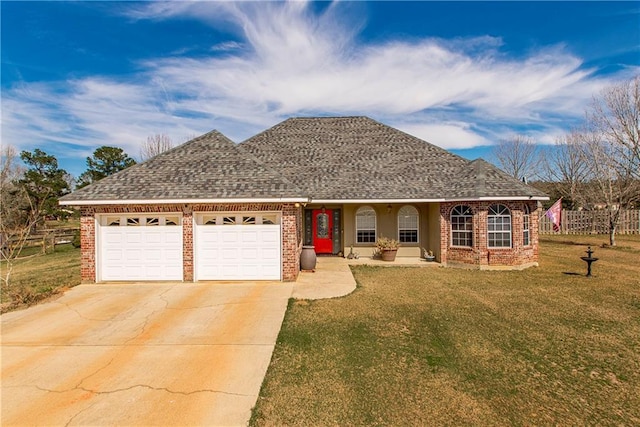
[76,146,136,188]
[18,148,70,226]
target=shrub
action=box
[72,229,81,248]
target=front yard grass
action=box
[1,243,81,312]
[251,235,640,426]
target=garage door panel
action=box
[99,216,183,282]
[164,248,182,259]
[195,220,281,281]
[125,232,143,244]
[241,231,258,243]
[241,248,258,259]
[125,250,142,261]
[261,248,279,260]
[164,232,182,244]
[262,264,280,276]
[145,232,162,244]
[144,249,162,261]
[222,248,239,259]
[104,249,123,262]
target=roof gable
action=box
[60,130,304,202]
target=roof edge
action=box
[310,196,549,204]
[61,195,549,206]
[59,197,310,206]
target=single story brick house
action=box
[60,116,548,283]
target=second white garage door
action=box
[194,213,282,281]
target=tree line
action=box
[492,76,639,246]
[0,134,175,286]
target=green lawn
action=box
[251,235,640,426]
[1,243,81,312]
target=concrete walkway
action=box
[293,256,357,300]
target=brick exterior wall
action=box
[281,204,303,281]
[80,207,96,283]
[80,203,302,283]
[439,201,540,269]
[182,206,194,282]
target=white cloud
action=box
[2,0,637,176]
[394,121,492,150]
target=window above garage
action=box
[196,212,281,226]
[100,214,182,227]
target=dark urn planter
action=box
[381,249,398,261]
[301,245,317,270]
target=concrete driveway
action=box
[1,282,293,426]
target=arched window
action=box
[398,206,419,243]
[488,204,511,248]
[451,205,473,247]
[355,206,376,243]
[523,205,531,246]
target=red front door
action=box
[312,209,333,254]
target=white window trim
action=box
[355,206,377,244]
[488,204,512,249]
[450,205,473,248]
[397,205,419,244]
[194,212,281,226]
[99,213,182,227]
[523,206,531,247]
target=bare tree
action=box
[492,135,541,181]
[577,128,639,246]
[563,76,640,246]
[542,132,590,209]
[140,134,174,161]
[588,75,640,180]
[0,146,38,289]
[1,145,24,187]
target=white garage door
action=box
[98,214,183,281]
[195,213,281,281]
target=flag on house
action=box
[545,198,562,232]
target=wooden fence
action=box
[539,210,640,235]
[1,228,78,256]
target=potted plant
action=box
[423,248,435,262]
[376,237,400,261]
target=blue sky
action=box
[2,1,639,178]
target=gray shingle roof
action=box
[240,117,547,200]
[61,116,547,204]
[60,130,304,202]
[449,158,548,199]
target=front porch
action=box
[303,202,442,262]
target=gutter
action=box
[59,197,310,206]
[60,195,549,206]
[309,196,549,204]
